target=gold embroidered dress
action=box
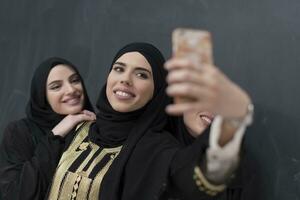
[48,123,122,200]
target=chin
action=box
[112,106,132,113]
[62,106,83,115]
[111,103,137,113]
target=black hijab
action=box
[26,57,94,130]
[89,42,168,148]
[86,42,176,199]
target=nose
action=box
[120,80,132,86]
[120,73,132,86]
[65,83,76,94]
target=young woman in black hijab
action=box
[47,42,252,200]
[0,57,95,200]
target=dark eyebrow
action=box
[69,73,80,80]
[113,62,152,75]
[135,67,152,75]
[47,80,61,87]
[47,72,78,86]
[113,62,126,67]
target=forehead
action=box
[47,64,75,82]
[115,52,152,71]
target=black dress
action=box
[46,122,215,200]
[0,119,67,199]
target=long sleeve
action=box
[0,119,65,200]
[164,128,211,199]
[165,119,248,199]
[205,115,246,184]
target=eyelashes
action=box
[48,74,81,91]
[112,66,150,80]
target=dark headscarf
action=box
[26,57,94,130]
[86,42,177,199]
[89,42,168,147]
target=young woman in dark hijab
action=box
[47,42,252,200]
[0,57,95,200]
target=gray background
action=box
[0,0,299,199]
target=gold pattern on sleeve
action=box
[193,166,226,196]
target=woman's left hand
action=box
[164,58,251,118]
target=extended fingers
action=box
[165,57,217,71]
[71,111,96,123]
[166,101,212,116]
[165,58,199,71]
[166,68,204,85]
[166,82,215,100]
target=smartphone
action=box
[172,28,214,103]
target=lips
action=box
[113,88,135,100]
[62,95,82,106]
[199,113,214,126]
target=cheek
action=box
[106,80,112,97]
[47,92,60,110]
[183,112,206,133]
[105,75,116,105]
[106,74,114,92]
[138,81,154,100]
[183,113,194,129]
[76,83,84,93]
[77,84,85,103]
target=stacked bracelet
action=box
[193,166,226,196]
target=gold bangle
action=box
[193,166,226,196]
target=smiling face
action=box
[46,64,84,115]
[106,52,154,112]
[183,110,214,137]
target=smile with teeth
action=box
[200,115,213,124]
[114,90,135,99]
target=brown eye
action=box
[136,72,148,79]
[113,66,124,73]
[49,84,61,90]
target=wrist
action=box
[225,103,254,129]
[52,128,66,137]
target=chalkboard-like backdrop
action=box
[0,0,299,199]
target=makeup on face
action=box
[46,64,84,115]
[106,52,154,113]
